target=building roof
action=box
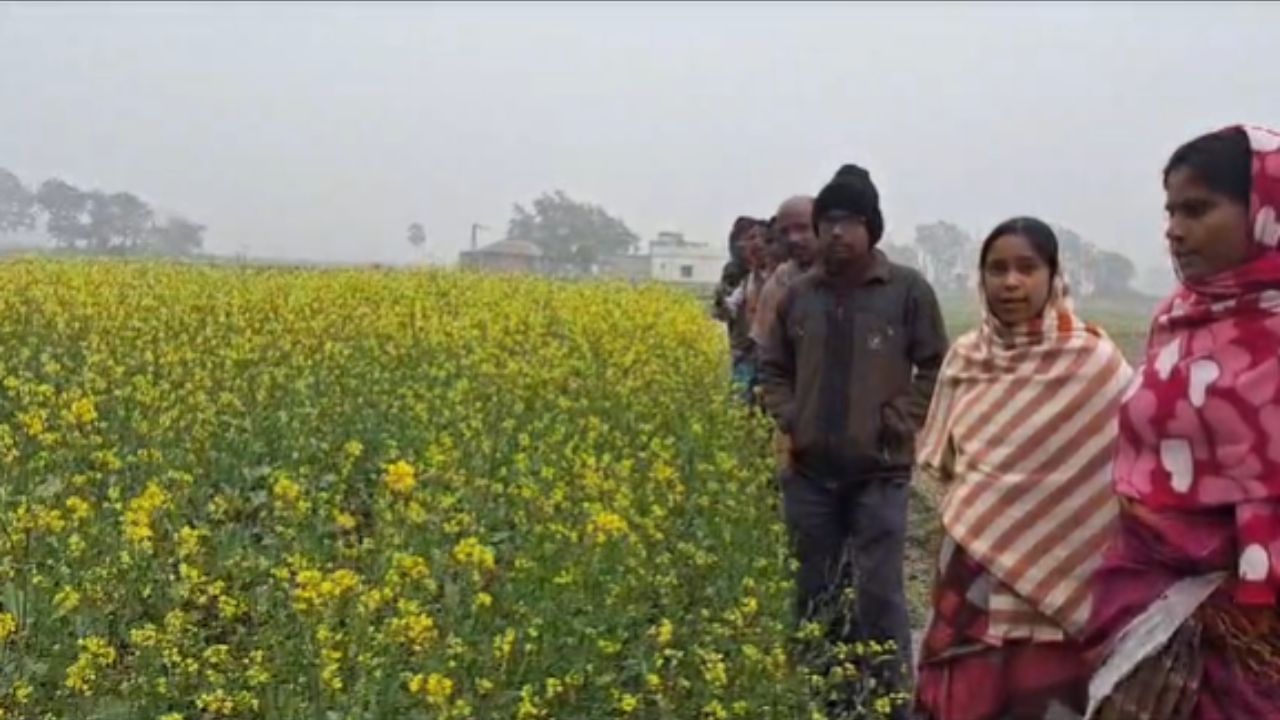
[465,239,544,258]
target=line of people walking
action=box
[714,123,1280,720]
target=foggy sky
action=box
[2,1,1277,288]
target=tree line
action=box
[490,191,1141,298]
[0,167,205,256]
[883,220,1139,298]
[2,170,1139,295]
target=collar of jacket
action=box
[818,249,892,288]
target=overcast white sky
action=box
[2,1,1277,285]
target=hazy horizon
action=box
[3,1,1278,291]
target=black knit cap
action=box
[813,163,885,244]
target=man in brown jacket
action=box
[758,164,948,711]
[750,196,819,353]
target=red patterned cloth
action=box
[916,540,1092,720]
[1114,125,1280,607]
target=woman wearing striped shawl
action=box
[914,217,1133,720]
[1084,126,1280,720]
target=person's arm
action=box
[883,274,949,439]
[712,283,733,322]
[758,288,798,434]
[725,282,746,316]
[749,273,784,347]
[711,262,745,322]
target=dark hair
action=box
[728,216,756,244]
[1163,127,1251,206]
[980,217,1059,277]
[727,216,760,262]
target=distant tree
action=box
[913,221,975,293]
[407,222,426,251]
[1049,223,1098,296]
[33,176,207,256]
[881,242,921,270]
[505,190,640,273]
[1093,248,1138,296]
[87,191,154,253]
[147,216,205,256]
[0,168,37,235]
[36,178,93,250]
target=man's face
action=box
[764,231,788,270]
[816,210,871,275]
[776,200,817,268]
[742,226,768,270]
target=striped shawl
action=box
[917,285,1133,638]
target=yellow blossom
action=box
[67,396,98,425]
[585,510,630,543]
[64,496,93,523]
[451,536,496,573]
[383,459,417,496]
[271,475,303,507]
[334,509,358,531]
[0,611,16,643]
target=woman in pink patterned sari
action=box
[1087,125,1280,719]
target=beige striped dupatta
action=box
[917,281,1133,638]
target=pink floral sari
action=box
[1087,125,1280,718]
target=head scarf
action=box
[1115,124,1280,607]
[917,261,1132,635]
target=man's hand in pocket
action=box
[773,432,793,469]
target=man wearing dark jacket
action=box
[758,164,948,705]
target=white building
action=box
[646,232,726,285]
[597,231,728,286]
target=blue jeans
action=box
[731,359,757,405]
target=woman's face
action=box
[742,227,767,269]
[982,233,1053,326]
[1164,166,1252,282]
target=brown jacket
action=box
[758,250,948,477]
[750,260,810,347]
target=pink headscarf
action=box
[1115,125,1280,606]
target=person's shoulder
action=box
[776,268,823,310]
[719,259,747,285]
[953,326,982,346]
[884,260,941,304]
[1078,320,1127,356]
[788,268,825,294]
[885,259,929,287]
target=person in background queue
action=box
[758,163,949,715]
[741,217,776,335]
[738,218,781,406]
[913,218,1132,720]
[762,214,789,277]
[713,217,759,388]
[711,213,757,320]
[1086,125,1280,719]
[719,218,770,404]
[751,196,819,349]
[752,196,819,458]
[713,215,757,333]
